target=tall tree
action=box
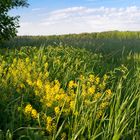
[0,0,29,42]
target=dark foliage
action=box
[0,0,29,42]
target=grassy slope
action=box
[0,31,140,139]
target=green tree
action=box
[0,0,29,42]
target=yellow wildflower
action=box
[105,89,112,99]
[106,89,112,96]
[44,71,49,78]
[54,106,60,115]
[80,75,85,81]
[19,83,25,89]
[26,79,32,86]
[24,104,32,114]
[70,101,75,110]
[103,74,108,81]
[31,109,38,119]
[89,74,95,82]
[46,116,52,124]
[55,94,61,100]
[68,80,77,89]
[88,86,95,94]
[44,62,48,68]
[54,79,59,84]
[93,92,102,100]
[96,110,103,119]
[42,113,47,121]
[99,102,109,110]
[13,58,17,64]
[84,99,91,105]
[45,82,51,92]
[36,79,42,88]
[99,82,106,90]
[25,57,30,63]
[53,84,60,93]
[82,90,86,97]
[74,111,79,116]
[66,96,71,103]
[59,88,65,94]
[35,90,39,96]
[87,81,90,86]
[46,124,53,133]
[95,77,100,85]
[46,101,52,107]
[82,84,86,90]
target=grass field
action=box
[0,32,140,140]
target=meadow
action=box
[0,31,140,140]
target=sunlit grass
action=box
[0,45,139,140]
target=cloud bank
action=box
[19,6,140,35]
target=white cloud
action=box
[31,8,42,11]
[18,6,140,35]
[20,22,32,26]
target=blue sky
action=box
[10,0,140,35]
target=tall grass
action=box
[0,34,139,139]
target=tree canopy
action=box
[0,0,29,42]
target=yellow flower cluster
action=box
[3,56,49,91]
[46,116,53,133]
[24,104,38,119]
[68,80,77,89]
[54,106,60,115]
[0,49,112,135]
[35,74,111,120]
[23,74,112,133]
[79,74,112,118]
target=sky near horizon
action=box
[10,0,140,35]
